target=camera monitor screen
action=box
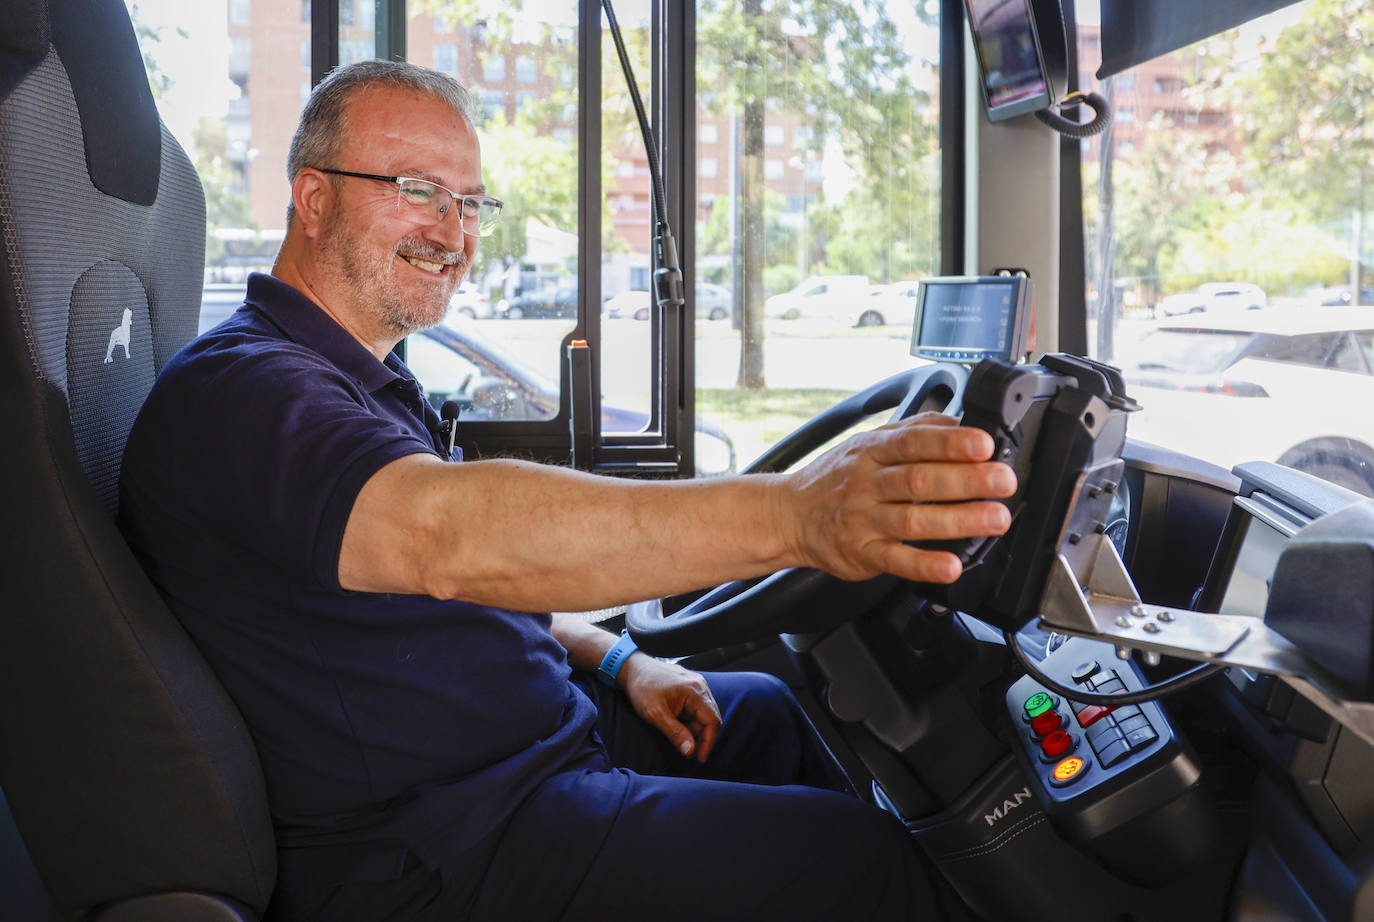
[964,0,1052,121]
[909,275,1033,365]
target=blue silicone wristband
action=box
[596,631,639,686]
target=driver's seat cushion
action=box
[0,0,276,915]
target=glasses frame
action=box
[315,168,504,237]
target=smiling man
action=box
[119,61,1012,921]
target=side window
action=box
[1256,333,1336,367]
[129,0,305,315]
[403,2,579,425]
[693,0,945,467]
[1358,332,1374,371]
[1329,333,1371,374]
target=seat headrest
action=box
[0,0,47,91]
[0,0,161,205]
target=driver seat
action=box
[0,0,276,917]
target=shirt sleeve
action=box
[130,338,435,591]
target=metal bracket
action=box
[1038,530,1374,749]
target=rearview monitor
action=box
[909,275,1033,364]
[964,0,1053,122]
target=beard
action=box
[319,210,469,337]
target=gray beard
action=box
[320,216,468,337]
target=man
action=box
[119,60,1014,921]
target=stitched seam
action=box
[938,810,1045,859]
[938,815,1049,863]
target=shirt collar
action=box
[245,272,405,393]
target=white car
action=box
[1153,281,1267,318]
[852,281,920,328]
[603,289,651,320]
[764,274,870,321]
[604,284,733,321]
[450,282,494,320]
[1122,308,1374,494]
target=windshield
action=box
[1125,329,1252,374]
[1081,0,1374,496]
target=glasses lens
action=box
[397,179,447,221]
[477,200,502,237]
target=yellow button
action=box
[1051,756,1086,785]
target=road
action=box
[472,317,926,406]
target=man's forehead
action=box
[340,85,480,180]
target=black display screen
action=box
[909,276,1031,364]
[965,0,1052,120]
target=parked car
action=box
[1122,308,1374,494]
[1153,281,1267,318]
[764,274,870,320]
[606,284,734,321]
[1311,285,1374,307]
[449,282,494,319]
[406,320,737,475]
[695,283,732,321]
[852,281,920,328]
[499,281,578,319]
[603,288,651,320]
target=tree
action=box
[697,0,936,387]
[1232,0,1374,297]
[415,0,642,275]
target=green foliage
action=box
[764,264,799,295]
[128,3,176,99]
[1233,0,1374,217]
[696,0,939,385]
[1100,1,1374,308]
[193,118,256,266]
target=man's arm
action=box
[551,613,720,761]
[338,412,1015,612]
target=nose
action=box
[424,201,469,253]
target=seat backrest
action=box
[0,0,276,915]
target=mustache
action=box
[395,238,468,270]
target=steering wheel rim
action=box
[627,363,970,656]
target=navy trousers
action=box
[277,671,955,921]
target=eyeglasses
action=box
[316,168,504,237]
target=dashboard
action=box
[1114,450,1374,921]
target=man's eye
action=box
[401,185,435,203]
[461,199,482,217]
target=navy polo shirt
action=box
[119,273,599,878]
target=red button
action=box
[1040,729,1073,758]
[1030,710,1062,737]
[1075,704,1117,728]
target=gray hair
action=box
[285,60,480,225]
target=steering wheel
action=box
[626,363,970,656]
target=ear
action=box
[291,168,335,239]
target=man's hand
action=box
[617,653,722,763]
[783,412,1017,585]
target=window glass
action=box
[599,0,654,429]
[128,0,302,313]
[694,0,944,467]
[1328,334,1368,374]
[405,2,581,422]
[1082,0,1374,496]
[1255,333,1335,367]
[1358,332,1374,371]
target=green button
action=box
[1023,691,1055,719]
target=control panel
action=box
[1005,636,1215,884]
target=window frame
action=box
[303,0,963,476]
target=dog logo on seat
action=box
[103,308,133,364]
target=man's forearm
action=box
[342,454,799,611]
[550,613,619,673]
[338,416,1015,612]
